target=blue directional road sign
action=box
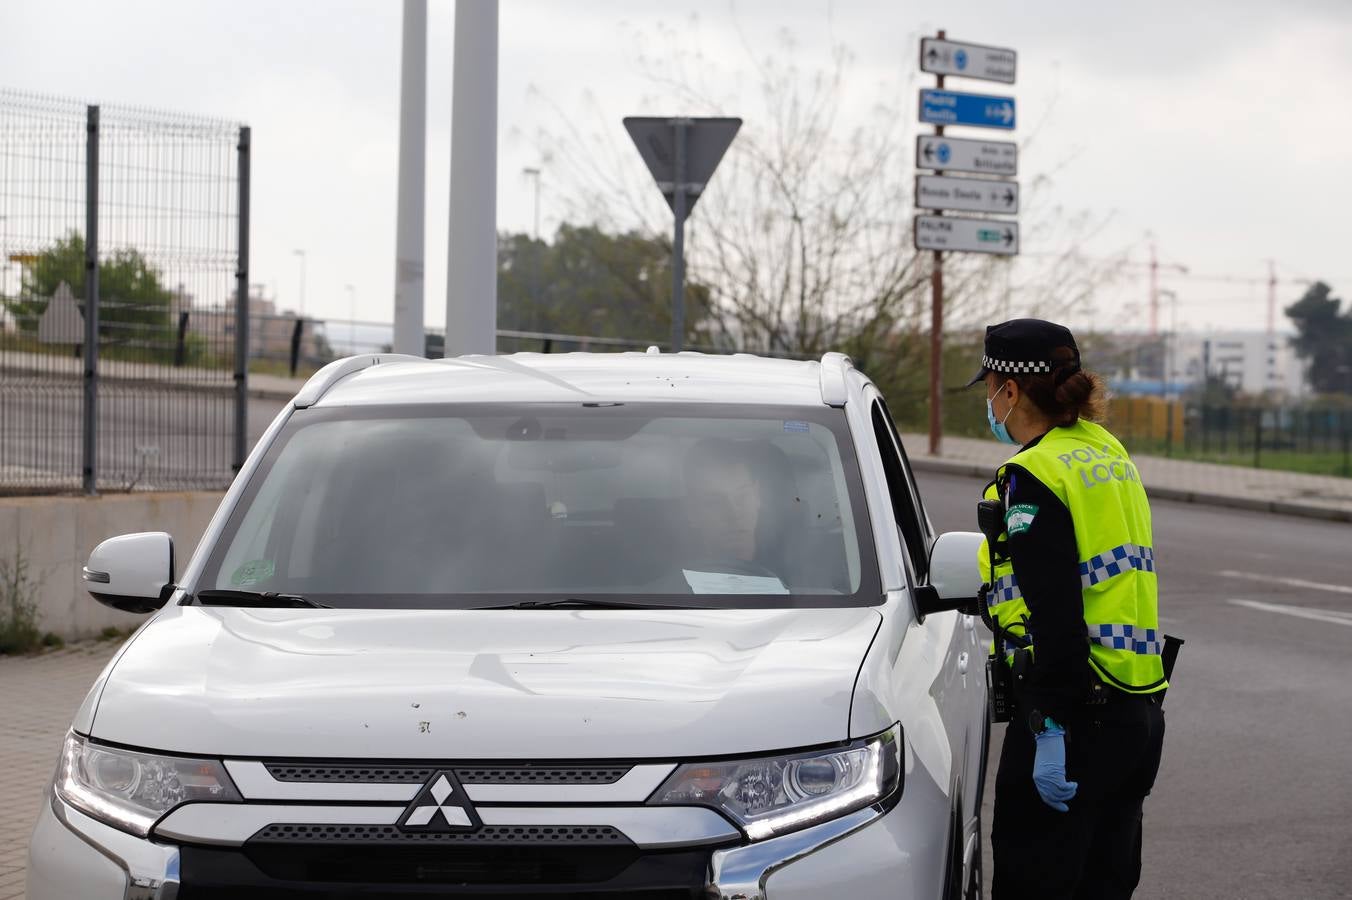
[918,89,1016,130]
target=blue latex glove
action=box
[1032,723,1078,812]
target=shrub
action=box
[0,545,43,654]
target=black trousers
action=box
[991,695,1166,900]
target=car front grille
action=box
[263,763,632,784]
[249,823,631,845]
[179,844,712,898]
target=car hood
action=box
[90,605,882,759]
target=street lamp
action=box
[521,167,541,240]
[292,249,307,317]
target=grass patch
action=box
[97,625,135,642]
[0,544,44,654]
[1127,441,1352,478]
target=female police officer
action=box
[971,319,1167,899]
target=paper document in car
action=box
[683,569,790,594]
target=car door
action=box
[865,392,986,830]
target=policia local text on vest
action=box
[968,319,1183,900]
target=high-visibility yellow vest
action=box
[977,419,1166,693]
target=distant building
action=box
[1169,331,1308,398]
[1098,330,1310,399]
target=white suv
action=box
[28,350,989,900]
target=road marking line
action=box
[1216,570,1352,596]
[1229,599,1352,627]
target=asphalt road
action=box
[914,469,1352,900]
[0,389,283,491]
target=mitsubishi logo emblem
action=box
[396,770,481,833]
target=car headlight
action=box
[650,724,901,840]
[55,732,240,837]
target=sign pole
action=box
[624,115,740,352]
[671,118,689,352]
[928,34,945,458]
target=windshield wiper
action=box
[476,598,683,611]
[193,589,332,609]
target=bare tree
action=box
[526,10,1127,417]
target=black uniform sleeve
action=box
[1002,463,1089,726]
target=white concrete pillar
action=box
[393,0,427,356]
[445,0,498,357]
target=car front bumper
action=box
[29,762,949,900]
[28,789,181,900]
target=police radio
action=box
[977,496,1030,724]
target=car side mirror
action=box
[83,532,176,614]
[914,531,985,617]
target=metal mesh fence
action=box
[96,103,241,491]
[1113,400,1352,478]
[0,91,88,493]
[0,89,246,494]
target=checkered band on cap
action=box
[982,355,1052,375]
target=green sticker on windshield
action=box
[231,559,275,586]
[1005,504,1039,536]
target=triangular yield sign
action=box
[623,116,741,215]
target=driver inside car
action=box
[679,439,789,592]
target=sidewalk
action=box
[903,432,1352,523]
[0,642,122,900]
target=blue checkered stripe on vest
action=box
[1079,543,1155,589]
[1087,623,1162,656]
[986,572,1021,608]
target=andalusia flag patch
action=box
[1005,504,1039,536]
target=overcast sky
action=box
[4,0,1352,335]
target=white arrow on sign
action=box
[915,175,1018,215]
[914,215,1019,256]
[920,38,1017,84]
[916,135,1017,176]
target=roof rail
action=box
[819,352,853,407]
[292,353,426,408]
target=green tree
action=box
[4,232,175,339]
[1285,281,1352,395]
[497,224,711,344]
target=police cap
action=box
[965,318,1081,387]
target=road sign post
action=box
[920,38,1017,83]
[919,89,1016,129]
[916,135,1016,175]
[624,116,741,352]
[672,120,687,353]
[917,31,1020,456]
[915,174,1018,214]
[914,215,1019,254]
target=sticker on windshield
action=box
[231,559,275,586]
[782,420,810,433]
[1005,504,1039,536]
[683,569,790,595]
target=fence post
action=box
[1165,398,1174,458]
[289,319,304,376]
[233,126,251,472]
[174,312,190,367]
[1253,408,1262,469]
[81,105,100,496]
[1342,415,1350,479]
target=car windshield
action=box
[199,403,880,608]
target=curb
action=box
[908,457,1352,525]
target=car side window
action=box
[875,397,936,546]
[869,399,929,582]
